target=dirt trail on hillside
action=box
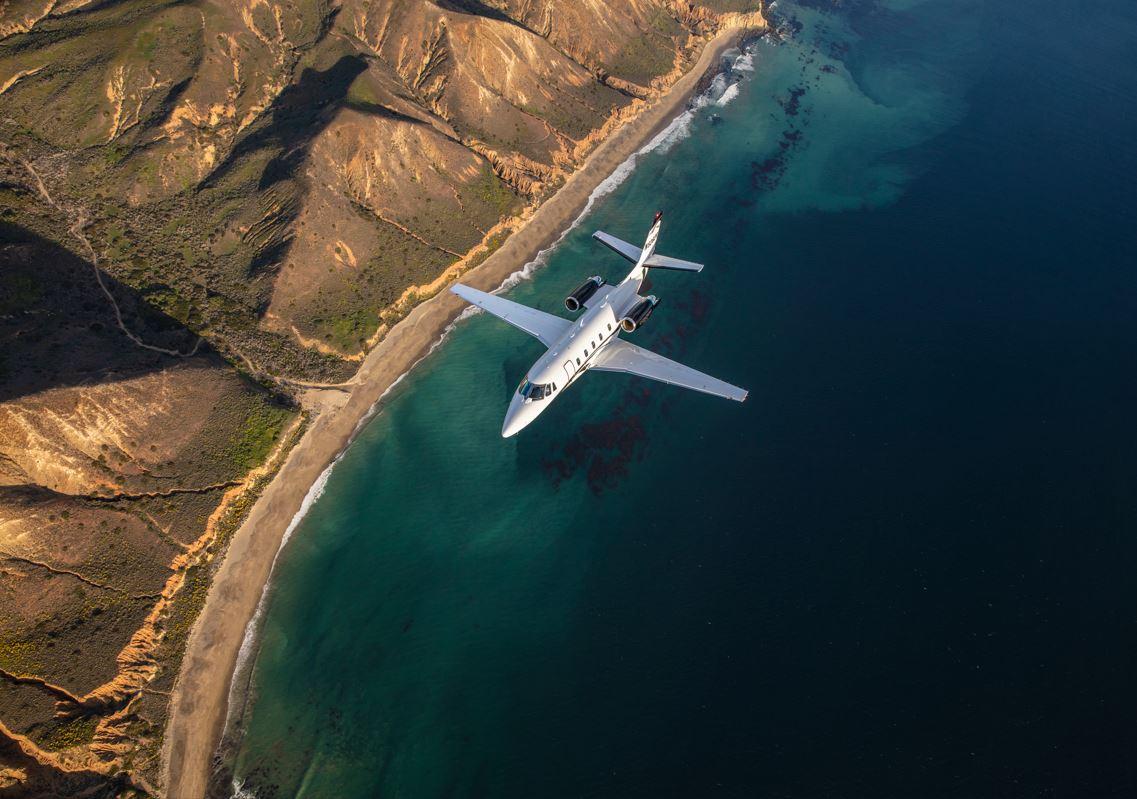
[4,149,204,360]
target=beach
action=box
[160,20,764,799]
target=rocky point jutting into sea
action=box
[0,2,765,795]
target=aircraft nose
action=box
[501,394,527,438]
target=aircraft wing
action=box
[592,231,642,263]
[591,339,748,402]
[451,284,570,347]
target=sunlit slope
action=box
[1,0,763,373]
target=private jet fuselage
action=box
[503,285,627,437]
[452,212,747,437]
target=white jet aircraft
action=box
[452,211,748,437]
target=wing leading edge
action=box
[592,339,747,402]
[451,284,570,347]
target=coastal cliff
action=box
[0,1,764,794]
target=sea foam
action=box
[717,82,742,106]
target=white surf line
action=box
[223,459,335,742]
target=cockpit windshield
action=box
[518,377,550,401]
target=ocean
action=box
[223,1,1137,796]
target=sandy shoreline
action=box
[161,21,763,799]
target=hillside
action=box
[0,0,763,795]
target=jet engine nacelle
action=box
[619,296,659,333]
[564,276,605,312]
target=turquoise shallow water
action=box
[226,2,1137,796]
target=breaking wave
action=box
[717,82,742,106]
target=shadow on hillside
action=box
[197,55,370,279]
[0,222,216,403]
[213,55,369,191]
[437,0,531,32]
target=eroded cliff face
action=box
[0,0,763,793]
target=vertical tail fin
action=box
[637,210,663,268]
[641,211,704,272]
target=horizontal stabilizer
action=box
[592,230,641,263]
[451,284,570,347]
[592,231,702,273]
[644,253,704,272]
[592,340,747,402]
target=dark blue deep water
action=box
[227,1,1137,796]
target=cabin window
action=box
[576,358,581,366]
[607,323,612,331]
